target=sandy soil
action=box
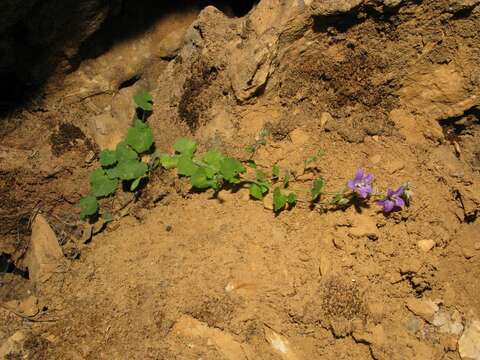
[1,0,480,359]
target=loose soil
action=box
[1,0,479,359]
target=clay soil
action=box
[1,0,480,359]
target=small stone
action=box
[84,150,95,163]
[353,324,385,346]
[333,236,346,250]
[349,215,379,240]
[320,112,333,128]
[405,298,439,323]
[459,320,480,360]
[25,214,65,286]
[92,219,106,235]
[319,254,332,276]
[418,239,436,252]
[474,242,480,251]
[442,336,458,352]
[462,247,475,259]
[263,193,274,210]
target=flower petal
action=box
[382,200,395,213]
[364,173,374,183]
[393,186,405,197]
[347,180,356,190]
[354,169,364,181]
[394,197,405,208]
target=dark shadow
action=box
[0,0,259,118]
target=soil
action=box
[1,0,480,359]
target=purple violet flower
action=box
[347,169,374,199]
[377,186,405,213]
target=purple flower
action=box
[377,186,405,213]
[347,169,374,199]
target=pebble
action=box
[405,298,439,323]
[319,254,332,276]
[263,193,274,210]
[348,214,379,240]
[474,242,480,251]
[459,320,480,360]
[462,247,475,259]
[418,239,436,252]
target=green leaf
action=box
[249,183,268,200]
[115,159,148,180]
[190,168,217,189]
[202,150,224,170]
[311,178,325,201]
[90,169,118,197]
[99,150,117,167]
[160,154,179,169]
[133,90,153,111]
[272,164,280,179]
[245,145,255,154]
[80,195,99,220]
[115,142,138,162]
[255,170,266,182]
[273,187,287,212]
[219,157,246,184]
[177,156,199,176]
[286,192,297,204]
[102,212,113,223]
[130,177,142,191]
[283,171,290,188]
[246,160,257,168]
[126,120,154,153]
[174,138,197,158]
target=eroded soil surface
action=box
[1,0,480,359]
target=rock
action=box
[310,0,363,16]
[90,113,129,150]
[25,214,65,286]
[389,109,427,144]
[459,320,480,360]
[320,112,333,128]
[433,309,464,336]
[399,64,479,123]
[353,324,385,346]
[264,326,300,360]
[462,247,476,259]
[229,34,276,102]
[263,193,274,210]
[0,330,28,358]
[405,298,439,323]
[418,239,436,252]
[4,295,39,317]
[349,215,379,240]
[382,0,404,7]
[319,254,332,276]
[171,315,256,360]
